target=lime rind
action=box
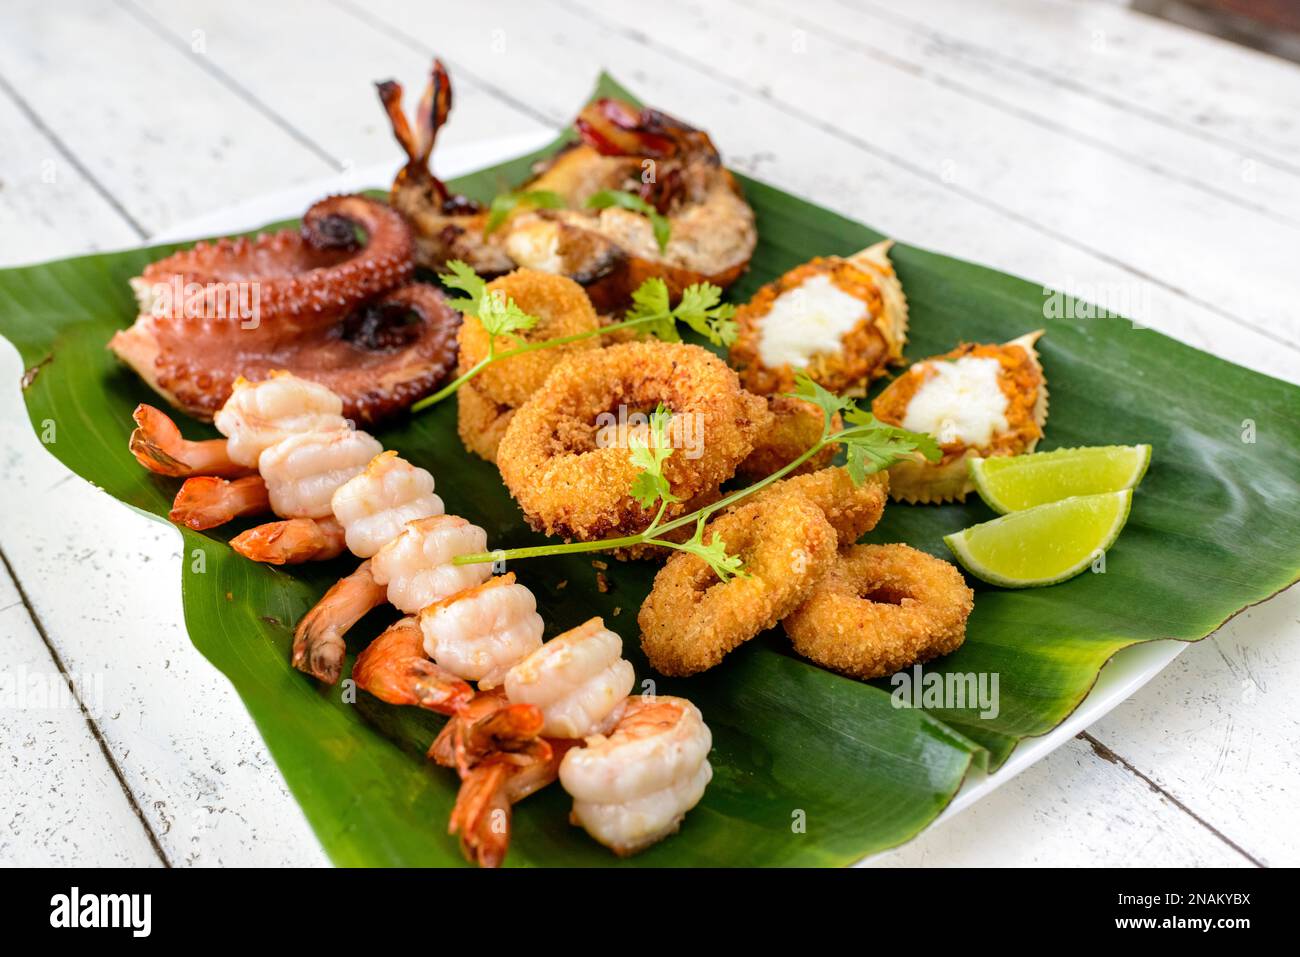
[943,489,1133,588]
[970,444,1151,514]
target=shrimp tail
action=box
[428,693,545,774]
[291,560,388,684]
[129,403,252,478]
[352,618,473,714]
[232,516,348,565]
[169,475,271,530]
[449,759,513,868]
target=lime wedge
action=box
[970,445,1151,514]
[944,490,1133,588]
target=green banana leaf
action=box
[1,74,1296,866]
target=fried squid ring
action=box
[638,488,837,676]
[735,395,839,482]
[750,466,889,547]
[459,270,602,409]
[783,544,974,680]
[457,377,516,464]
[497,341,766,541]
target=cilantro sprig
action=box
[441,259,538,345]
[585,189,671,251]
[626,278,738,347]
[411,264,740,413]
[791,375,940,484]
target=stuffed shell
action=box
[871,331,1048,503]
[728,241,908,396]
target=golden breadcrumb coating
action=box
[638,488,837,676]
[456,377,516,464]
[497,341,766,541]
[749,466,889,547]
[735,394,839,482]
[783,544,973,679]
[458,269,601,409]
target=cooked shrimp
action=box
[129,404,252,478]
[559,695,713,856]
[231,516,348,565]
[428,688,547,775]
[447,740,568,868]
[418,573,543,688]
[370,515,492,614]
[169,475,270,530]
[503,617,635,739]
[330,451,445,558]
[292,559,389,683]
[351,617,473,713]
[213,371,349,468]
[258,428,383,519]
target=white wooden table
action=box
[1,0,1296,867]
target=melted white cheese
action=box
[901,356,1009,447]
[756,273,867,369]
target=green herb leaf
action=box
[839,406,941,485]
[789,374,853,427]
[483,189,565,236]
[586,189,671,251]
[439,260,539,345]
[674,282,738,347]
[628,403,679,509]
[677,518,746,582]
[622,278,738,346]
[624,277,679,342]
[439,259,487,308]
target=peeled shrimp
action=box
[331,451,445,558]
[559,695,712,856]
[419,573,543,688]
[213,371,350,469]
[258,428,383,519]
[503,617,635,739]
[370,515,492,614]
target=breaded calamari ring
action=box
[783,544,974,680]
[457,376,516,464]
[638,488,837,676]
[459,269,601,408]
[497,341,767,541]
[735,395,839,482]
[749,466,889,547]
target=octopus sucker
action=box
[871,330,1048,503]
[131,194,414,338]
[110,195,461,424]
